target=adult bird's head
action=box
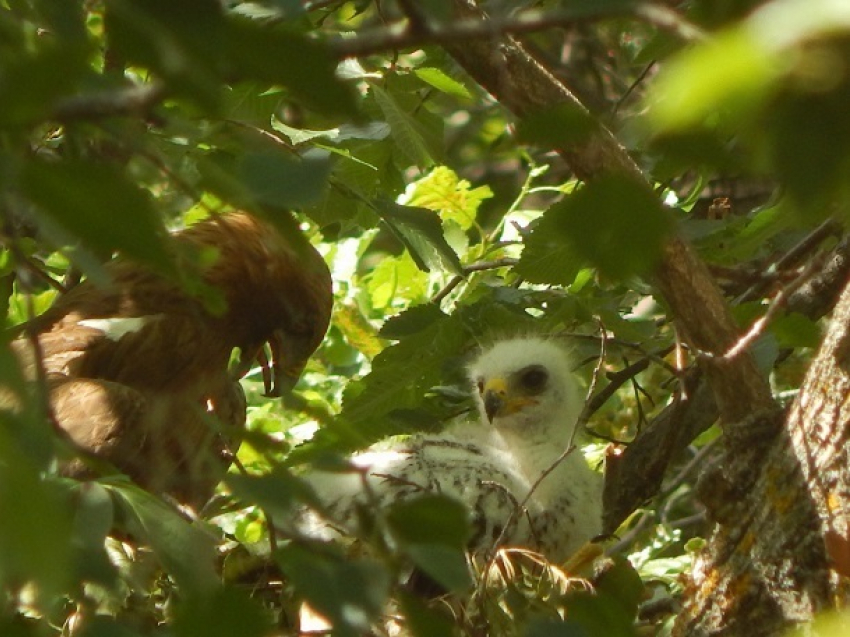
[180,212,333,396]
[468,337,582,436]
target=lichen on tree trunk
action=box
[676,278,850,636]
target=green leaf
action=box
[386,495,471,547]
[380,304,448,340]
[371,84,435,167]
[387,495,473,593]
[0,40,89,126]
[0,459,73,600]
[520,174,670,281]
[226,468,318,520]
[771,312,822,348]
[366,254,429,309]
[517,102,601,150]
[20,158,172,274]
[174,586,270,637]
[515,215,584,286]
[341,313,469,438]
[241,151,331,209]
[648,29,779,131]
[404,166,492,231]
[402,543,472,593]
[648,0,850,132]
[69,482,118,588]
[223,19,357,117]
[197,150,331,210]
[397,591,457,637]
[272,118,341,145]
[105,482,218,596]
[593,556,644,622]
[276,544,390,637]
[414,67,472,99]
[765,90,850,214]
[558,588,637,637]
[374,200,463,275]
[105,0,226,107]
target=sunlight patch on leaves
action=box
[414,67,472,99]
[401,166,493,231]
[366,253,429,310]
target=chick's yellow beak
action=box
[482,377,531,422]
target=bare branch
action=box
[332,4,704,59]
[52,82,166,123]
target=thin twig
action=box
[735,218,842,305]
[430,258,519,304]
[657,438,719,501]
[574,318,607,445]
[431,275,463,304]
[719,257,823,361]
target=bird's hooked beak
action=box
[482,377,531,423]
[232,330,308,397]
[266,329,308,397]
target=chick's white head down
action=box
[467,337,583,443]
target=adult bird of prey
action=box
[293,336,603,564]
[10,212,333,507]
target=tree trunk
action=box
[676,276,850,635]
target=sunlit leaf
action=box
[414,67,472,99]
[403,166,492,231]
[366,254,429,309]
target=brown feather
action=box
[13,212,332,505]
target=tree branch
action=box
[51,82,166,123]
[329,4,704,59]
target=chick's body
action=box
[296,337,602,563]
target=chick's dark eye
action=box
[476,379,485,394]
[520,366,548,392]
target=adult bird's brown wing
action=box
[52,375,246,508]
[12,211,333,506]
